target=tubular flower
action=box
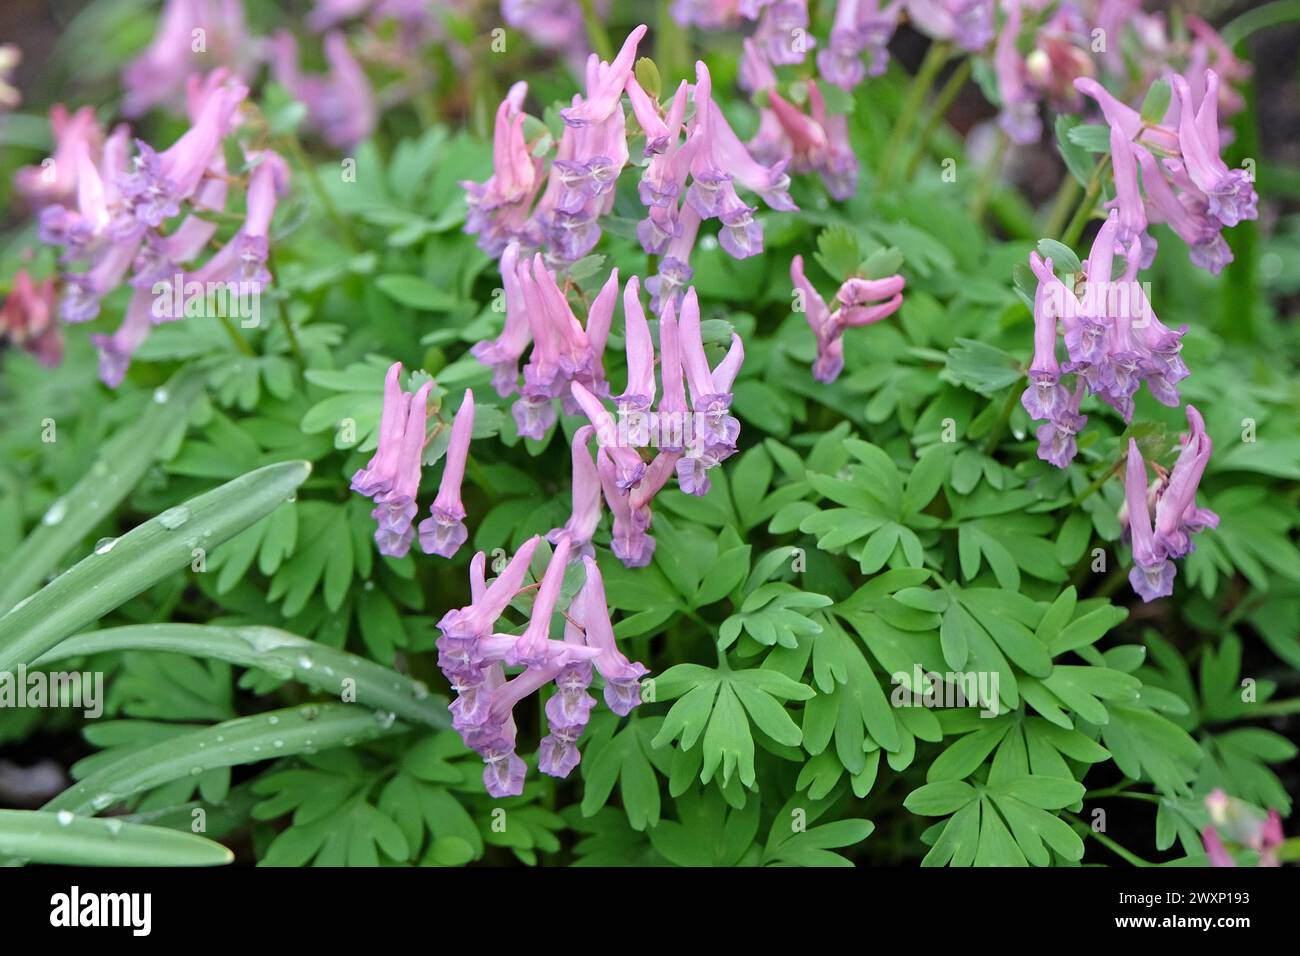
[817,0,902,89]
[1076,70,1257,275]
[461,82,544,257]
[122,0,252,118]
[905,0,995,53]
[1201,789,1285,868]
[350,362,433,557]
[763,79,857,200]
[438,540,647,796]
[0,271,62,367]
[1021,211,1190,467]
[992,3,1041,145]
[270,30,376,151]
[14,105,103,209]
[418,389,476,558]
[1119,406,1215,603]
[790,254,904,383]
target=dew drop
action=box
[57,810,74,827]
[158,506,191,530]
[42,499,67,526]
[374,710,396,728]
[267,715,280,726]
[298,655,314,670]
[91,792,116,811]
[93,537,118,555]
[152,386,170,404]
[190,767,202,776]
[273,739,284,749]
[411,680,429,700]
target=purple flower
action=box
[575,555,647,714]
[462,83,543,257]
[560,25,646,128]
[350,362,432,557]
[817,0,901,89]
[120,73,247,229]
[270,31,376,150]
[766,80,857,201]
[906,0,994,52]
[1020,253,1068,421]
[0,271,62,368]
[418,389,475,558]
[754,1,814,66]
[1171,71,1257,228]
[1152,405,1216,560]
[548,425,602,554]
[993,4,1041,145]
[1123,438,1175,602]
[506,537,574,667]
[15,104,103,209]
[188,149,290,291]
[89,287,154,388]
[1035,381,1086,469]
[790,255,903,383]
[571,379,647,493]
[122,0,251,118]
[473,242,533,396]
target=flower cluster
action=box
[1120,405,1217,603]
[436,539,647,797]
[271,30,378,150]
[20,71,292,387]
[1023,211,1189,468]
[350,362,476,559]
[789,254,905,383]
[1077,69,1258,275]
[474,242,617,439]
[0,271,61,367]
[0,44,20,111]
[741,44,856,201]
[1201,789,1285,868]
[122,0,253,117]
[462,25,801,305]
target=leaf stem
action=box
[904,57,972,181]
[578,0,614,61]
[218,314,257,357]
[278,133,359,253]
[1060,155,1112,247]
[879,42,951,188]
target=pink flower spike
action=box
[561,24,648,128]
[351,362,407,498]
[577,555,648,714]
[1125,439,1174,602]
[549,425,602,554]
[625,74,671,155]
[617,275,657,412]
[419,389,476,558]
[584,266,620,388]
[677,287,715,403]
[570,380,646,492]
[506,537,574,667]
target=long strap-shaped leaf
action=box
[44,702,403,816]
[0,366,207,616]
[36,624,450,729]
[0,809,233,866]
[0,460,311,673]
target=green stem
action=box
[578,0,613,61]
[980,385,1021,455]
[970,129,1009,221]
[1248,697,1300,718]
[1041,174,1082,240]
[1060,155,1111,247]
[1072,816,1155,867]
[266,246,305,367]
[217,315,256,357]
[879,42,951,188]
[1070,457,1122,506]
[279,133,359,253]
[904,58,972,181]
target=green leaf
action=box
[35,624,449,729]
[0,809,233,866]
[45,704,403,816]
[0,461,312,673]
[0,366,205,615]
[375,274,458,311]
